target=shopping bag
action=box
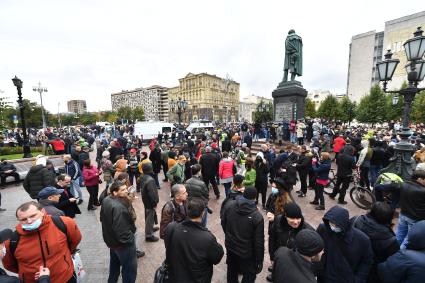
[72,252,86,282]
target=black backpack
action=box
[9,216,71,258]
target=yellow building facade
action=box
[168,73,240,123]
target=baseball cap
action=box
[38,186,64,199]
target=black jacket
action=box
[370,146,385,166]
[222,197,264,266]
[336,153,356,178]
[221,140,232,153]
[55,184,81,218]
[220,190,242,220]
[269,215,314,261]
[254,159,269,186]
[140,174,159,209]
[186,176,209,205]
[100,196,136,247]
[0,268,20,283]
[376,181,425,221]
[295,153,312,175]
[317,206,373,283]
[23,165,56,199]
[272,248,317,283]
[39,199,65,217]
[199,152,219,178]
[166,220,224,283]
[353,214,399,283]
[149,148,162,174]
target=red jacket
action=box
[2,215,82,283]
[82,165,99,186]
[333,137,347,153]
[219,158,235,180]
[49,139,65,151]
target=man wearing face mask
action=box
[316,205,373,283]
[2,201,82,283]
[267,202,314,282]
[272,229,324,283]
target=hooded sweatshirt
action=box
[317,206,373,283]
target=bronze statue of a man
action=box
[283,29,303,82]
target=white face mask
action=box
[271,187,279,194]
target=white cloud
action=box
[0,0,423,113]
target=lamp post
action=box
[376,26,425,180]
[222,74,232,123]
[32,82,48,130]
[12,76,32,158]
[169,97,187,126]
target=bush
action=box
[0,146,44,155]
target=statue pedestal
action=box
[272,80,307,121]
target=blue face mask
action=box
[22,218,42,231]
[271,187,279,194]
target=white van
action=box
[133,121,175,140]
[186,120,214,134]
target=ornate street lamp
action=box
[376,27,425,180]
[32,82,48,130]
[170,97,187,126]
[12,76,32,158]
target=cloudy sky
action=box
[0,0,423,113]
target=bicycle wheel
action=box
[323,179,335,195]
[350,186,376,210]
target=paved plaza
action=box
[0,152,365,283]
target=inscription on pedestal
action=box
[275,102,292,121]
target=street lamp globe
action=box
[392,95,399,105]
[182,100,188,110]
[377,50,400,82]
[405,60,425,82]
[403,27,425,61]
[12,76,23,88]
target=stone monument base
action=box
[272,80,307,121]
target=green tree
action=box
[131,106,145,122]
[338,96,356,123]
[317,95,340,121]
[253,101,273,123]
[355,85,386,124]
[411,91,425,122]
[106,111,119,123]
[79,112,96,125]
[305,98,316,118]
[0,97,13,130]
[117,106,132,121]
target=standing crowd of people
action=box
[1,119,425,282]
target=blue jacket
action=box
[65,159,81,181]
[317,206,373,283]
[313,159,331,181]
[378,220,425,283]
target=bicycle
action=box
[349,168,376,210]
[323,168,337,195]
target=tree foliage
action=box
[338,96,356,122]
[355,85,386,124]
[253,101,273,123]
[411,91,425,122]
[317,95,340,121]
[305,98,316,118]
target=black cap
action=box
[0,229,13,243]
[233,174,245,184]
[243,186,257,200]
[296,230,324,257]
[284,202,303,219]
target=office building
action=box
[67,100,87,114]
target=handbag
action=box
[72,252,86,282]
[153,223,176,283]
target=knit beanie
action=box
[296,230,324,257]
[142,162,153,174]
[284,202,303,219]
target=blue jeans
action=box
[290,133,297,143]
[201,207,208,227]
[396,214,417,249]
[108,242,138,283]
[71,180,83,200]
[223,182,232,197]
[369,165,382,187]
